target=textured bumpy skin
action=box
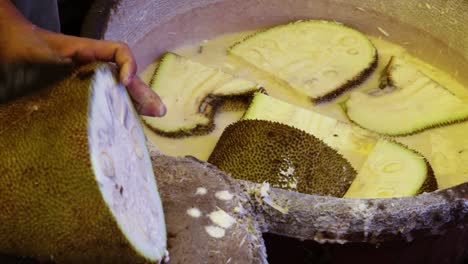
[209,120,356,197]
[148,146,267,264]
[0,64,165,264]
[229,20,378,103]
[418,162,438,194]
[243,93,437,198]
[243,93,378,170]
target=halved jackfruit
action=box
[142,52,258,137]
[243,93,377,170]
[208,120,356,197]
[229,20,377,102]
[0,65,166,263]
[346,57,468,135]
[344,140,437,198]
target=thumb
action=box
[126,76,166,117]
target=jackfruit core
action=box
[88,68,166,260]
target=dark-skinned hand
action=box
[0,0,166,116]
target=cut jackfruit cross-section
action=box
[243,93,378,170]
[429,124,468,189]
[241,93,437,198]
[229,20,377,102]
[208,120,357,197]
[346,57,468,136]
[0,65,166,263]
[142,52,259,137]
[344,140,436,198]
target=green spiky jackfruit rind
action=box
[418,162,438,194]
[228,20,378,103]
[243,92,378,171]
[209,120,357,197]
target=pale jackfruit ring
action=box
[142,53,259,137]
[346,57,468,136]
[229,20,378,103]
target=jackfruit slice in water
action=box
[429,124,468,189]
[142,52,258,137]
[208,120,357,197]
[346,57,468,135]
[241,93,437,197]
[229,20,377,102]
[243,93,378,170]
[344,140,437,198]
[0,65,166,263]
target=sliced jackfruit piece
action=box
[240,93,437,198]
[344,140,436,198]
[142,52,258,137]
[0,65,167,263]
[229,20,377,102]
[243,93,377,170]
[429,123,468,189]
[208,120,357,197]
[346,57,468,135]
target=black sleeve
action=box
[0,62,74,104]
[10,0,60,32]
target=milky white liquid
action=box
[140,30,468,190]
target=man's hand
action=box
[40,31,166,117]
[0,0,165,117]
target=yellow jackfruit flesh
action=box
[346,57,468,135]
[229,20,377,102]
[243,93,377,170]
[142,52,259,137]
[344,140,436,198]
[242,93,437,198]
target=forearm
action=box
[0,0,58,62]
[0,0,32,29]
[0,0,165,115]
